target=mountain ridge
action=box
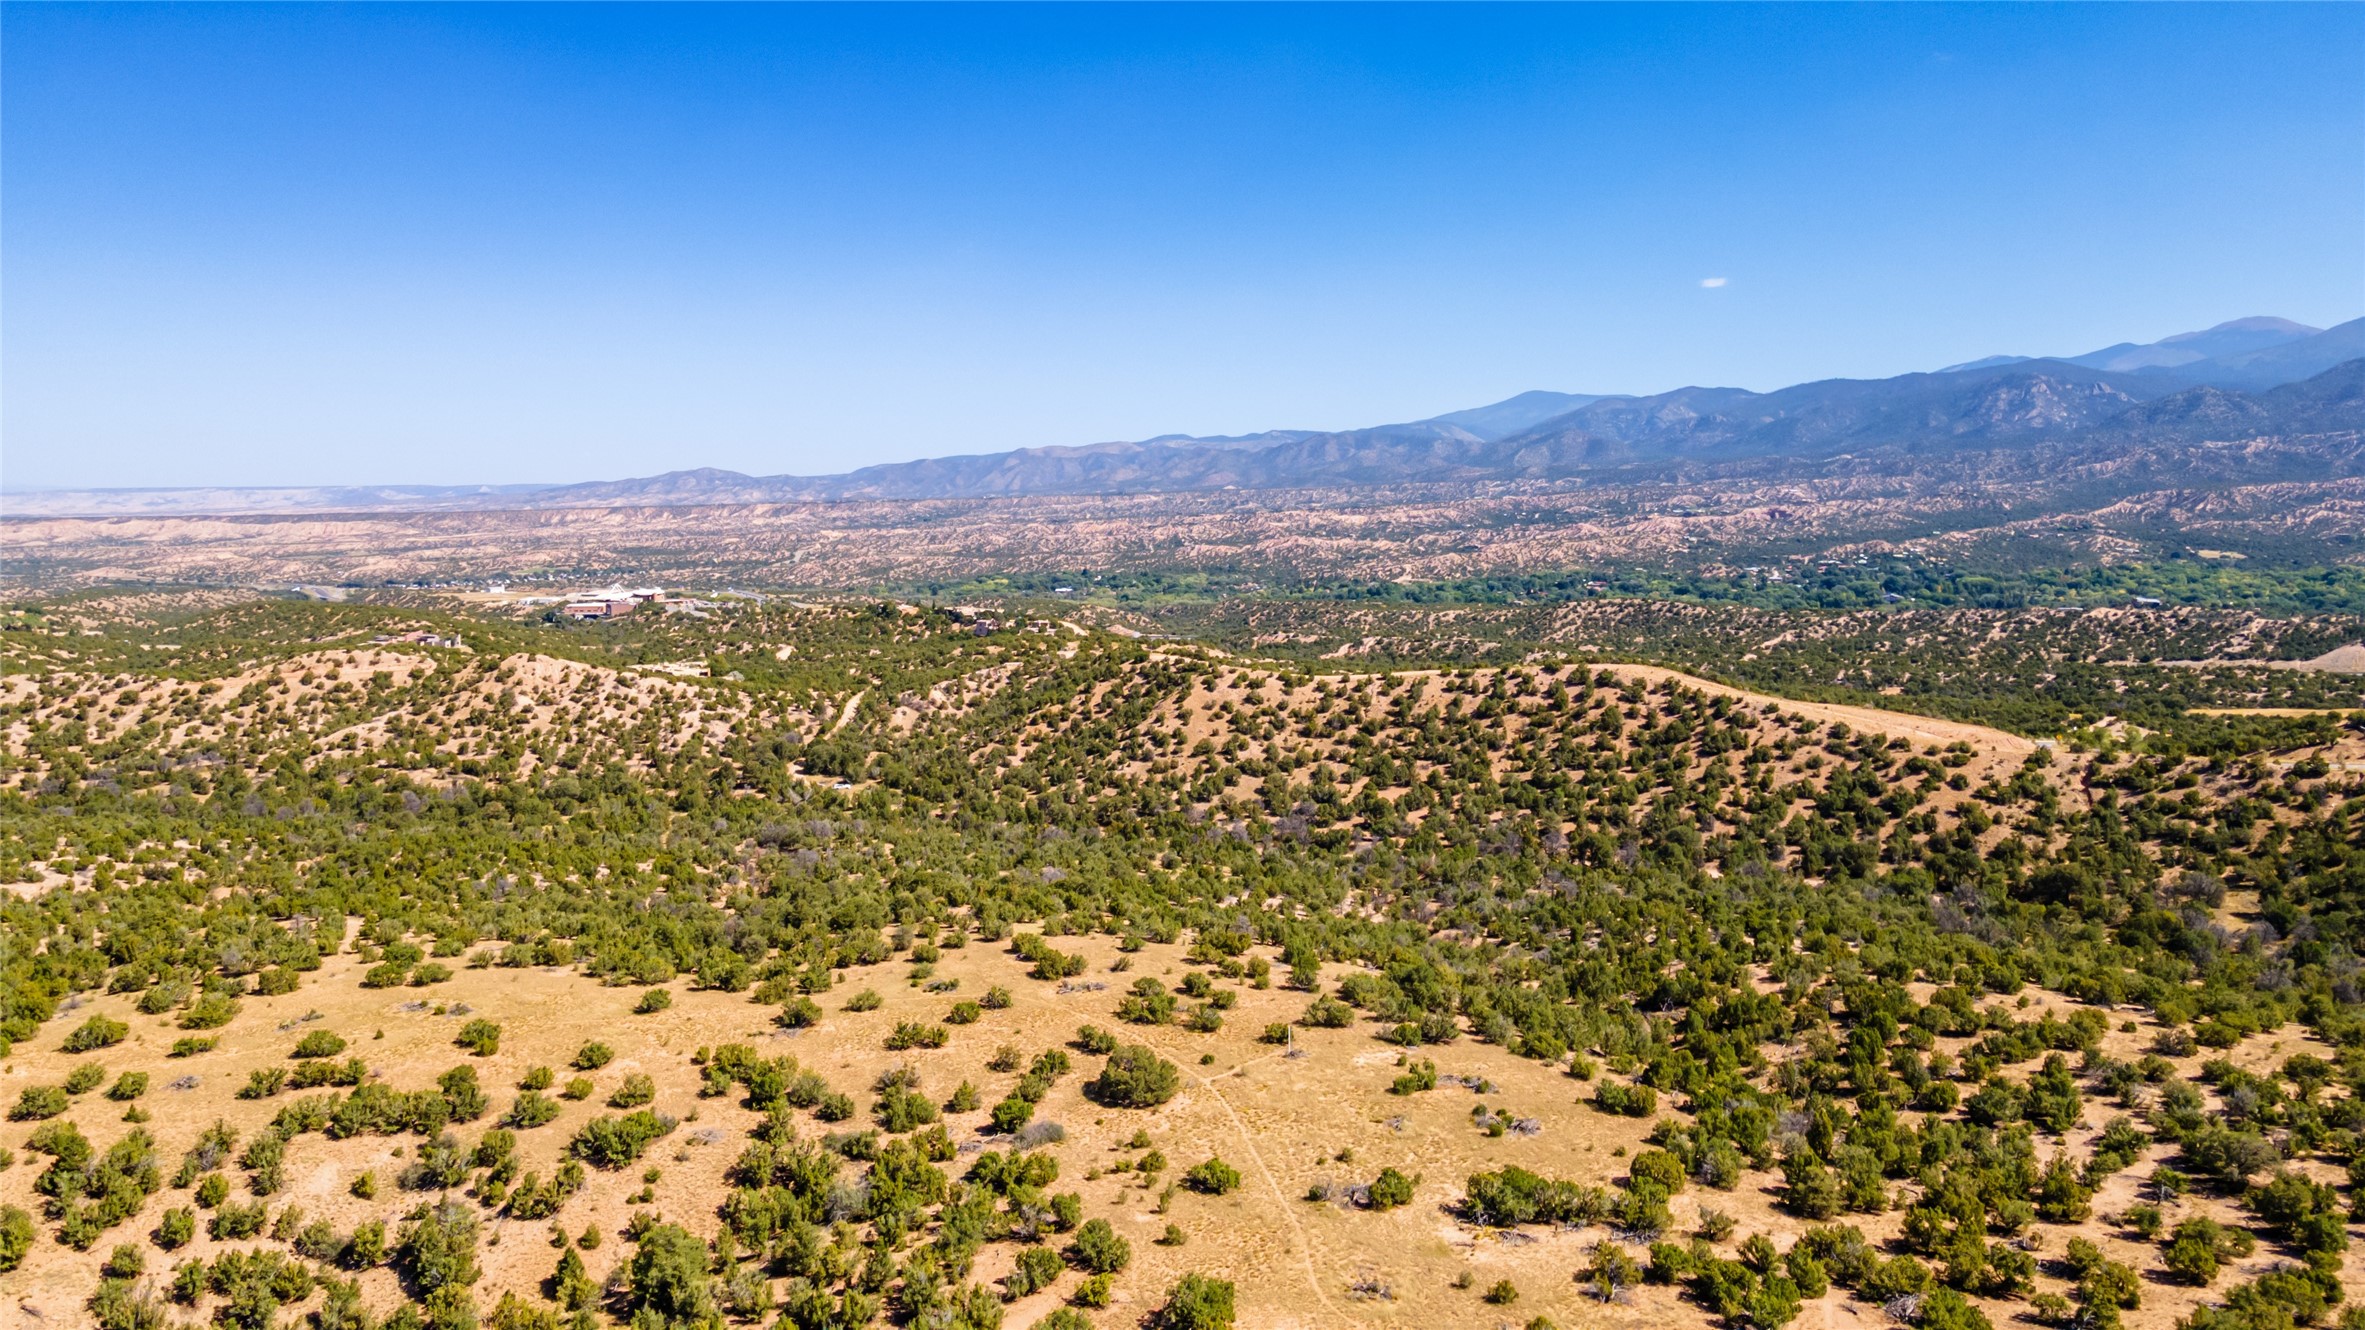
[10,318,2356,517]
[1937,314,2359,382]
[714,357,2360,500]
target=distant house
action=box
[2131,596,2164,608]
[557,586,666,620]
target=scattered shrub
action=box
[1071,1218,1132,1274]
[885,1021,948,1051]
[570,1111,677,1170]
[1184,1158,1242,1195]
[0,1206,33,1273]
[1367,1167,1416,1210]
[63,1015,130,1053]
[1089,1045,1181,1108]
[10,1086,68,1121]
[1148,1273,1233,1330]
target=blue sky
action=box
[4,3,2359,490]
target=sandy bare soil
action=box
[2,928,2335,1330]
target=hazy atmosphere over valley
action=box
[3,7,2365,1330]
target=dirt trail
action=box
[1193,1050,1347,1324]
[1607,663,2041,759]
[1287,658,2038,767]
[2156,643,2365,673]
[1370,660,2040,784]
[831,689,865,734]
[2189,707,2356,717]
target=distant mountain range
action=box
[1937,315,2362,383]
[8,317,2358,516]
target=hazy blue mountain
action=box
[2063,316,2318,372]
[0,481,555,517]
[2192,317,2365,388]
[764,358,2359,498]
[1933,354,2033,374]
[1420,390,1610,441]
[2094,357,2365,440]
[1490,362,2162,466]
[13,320,2356,515]
[1939,316,2333,380]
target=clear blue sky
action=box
[4,3,2359,490]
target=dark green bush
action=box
[1088,1045,1180,1108]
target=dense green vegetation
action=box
[1149,593,2365,747]
[1297,559,2365,615]
[5,588,2365,1328]
[913,558,2365,616]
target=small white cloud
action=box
[1699,277,1728,289]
